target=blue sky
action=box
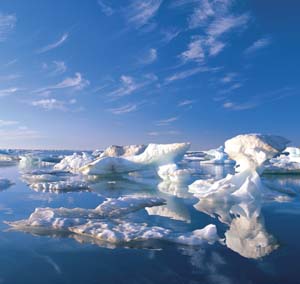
[0,0,299,150]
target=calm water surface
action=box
[0,151,299,284]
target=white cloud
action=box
[97,0,114,16]
[178,99,194,107]
[220,72,237,83]
[43,61,67,76]
[0,87,19,97]
[223,101,256,110]
[165,66,219,84]
[140,48,157,64]
[147,130,180,136]
[108,103,138,115]
[107,74,157,98]
[0,13,16,41]
[156,116,178,126]
[37,33,68,54]
[126,0,162,28]
[161,28,181,43]
[31,99,65,111]
[244,37,271,54]
[180,37,205,63]
[188,0,215,29]
[207,14,249,37]
[0,120,19,127]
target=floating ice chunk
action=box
[100,144,146,158]
[92,149,103,157]
[201,146,235,165]
[70,221,218,245]
[157,164,194,183]
[128,143,190,165]
[225,134,289,173]
[263,147,300,174]
[80,143,190,175]
[0,178,13,190]
[7,196,166,229]
[54,152,93,172]
[189,134,289,200]
[29,180,90,193]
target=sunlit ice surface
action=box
[0,148,299,283]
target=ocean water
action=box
[0,150,299,284]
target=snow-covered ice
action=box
[201,146,235,165]
[54,152,93,172]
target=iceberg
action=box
[54,152,93,172]
[201,146,235,165]
[80,143,190,175]
[100,144,146,158]
[157,163,194,184]
[264,147,300,174]
[189,134,289,200]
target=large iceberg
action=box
[189,134,289,200]
[100,144,146,158]
[80,143,190,175]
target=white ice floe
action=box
[264,147,300,174]
[157,164,194,183]
[100,144,146,158]
[80,143,190,175]
[70,221,217,245]
[29,180,90,193]
[201,146,235,165]
[19,154,55,170]
[6,195,218,246]
[54,152,93,172]
[189,134,289,200]
[0,178,13,190]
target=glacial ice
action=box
[157,164,194,183]
[54,152,93,172]
[80,143,190,175]
[201,146,235,165]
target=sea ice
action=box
[54,152,93,172]
[80,143,190,175]
[100,144,146,158]
[29,180,90,193]
[201,146,235,165]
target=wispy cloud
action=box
[108,103,138,114]
[107,74,157,98]
[220,72,238,84]
[0,120,19,127]
[0,126,41,140]
[244,37,271,54]
[178,99,195,107]
[165,66,219,84]
[0,87,19,97]
[125,0,162,28]
[97,0,114,16]
[140,48,157,64]
[0,74,21,81]
[147,130,180,136]
[0,13,16,41]
[181,37,205,63]
[161,28,181,43]
[180,1,250,63]
[35,73,89,94]
[37,33,68,54]
[156,116,179,126]
[223,101,255,110]
[42,61,67,76]
[31,98,76,111]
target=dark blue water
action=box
[0,152,299,284]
